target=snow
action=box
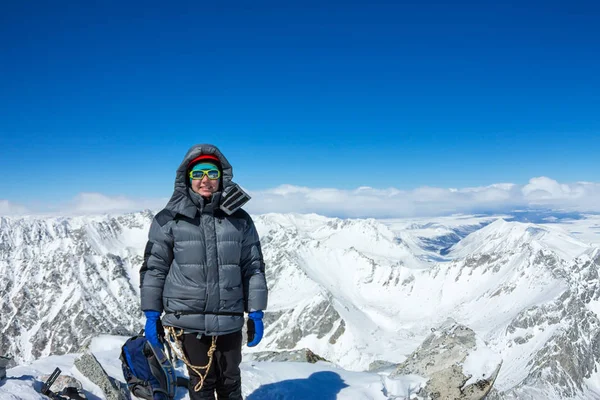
[2,335,422,400]
[2,211,600,399]
[461,336,503,388]
[254,212,600,398]
[552,213,600,247]
[587,299,600,318]
[382,374,427,400]
[448,218,590,261]
[583,362,600,400]
[242,361,389,399]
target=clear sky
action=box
[1,1,598,214]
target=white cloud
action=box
[0,200,29,216]
[520,177,600,210]
[244,177,600,218]
[1,177,599,218]
[65,192,168,215]
[0,193,168,217]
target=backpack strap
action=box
[146,341,178,399]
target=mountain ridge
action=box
[1,211,599,398]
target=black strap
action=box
[176,376,190,387]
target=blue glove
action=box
[247,311,264,347]
[144,310,163,348]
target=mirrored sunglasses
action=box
[189,169,221,180]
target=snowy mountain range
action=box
[1,211,600,399]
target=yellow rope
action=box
[164,326,218,392]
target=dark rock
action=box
[74,353,128,400]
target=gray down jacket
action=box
[140,144,268,335]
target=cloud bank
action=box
[65,193,169,215]
[245,177,600,217]
[0,193,168,217]
[2,177,599,218]
[0,200,29,216]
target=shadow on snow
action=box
[246,371,349,400]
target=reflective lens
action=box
[189,169,220,180]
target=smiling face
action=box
[189,162,221,198]
[191,174,220,197]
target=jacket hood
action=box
[164,144,235,218]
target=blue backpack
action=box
[120,334,185,400]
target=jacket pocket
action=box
[164,297,206,314]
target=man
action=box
[140,144,268,400]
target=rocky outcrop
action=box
[248,348,329,363]
[0,356,11,380]
[74,353,128,400]
[388,319,502,400]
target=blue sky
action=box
[1,1,599,213]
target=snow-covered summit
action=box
[449,218,590,261]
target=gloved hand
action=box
[144,310,163,348]
[247,310,264,347]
